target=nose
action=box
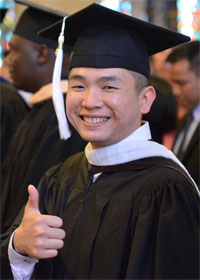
[82,87,103,109]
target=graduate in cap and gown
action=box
[0,8,30,163]
[0,0,87,234]
[1,3,199,280]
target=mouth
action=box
[82,116,109,124]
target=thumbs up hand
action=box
[13,185,65,259]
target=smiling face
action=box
[67,67,155,149]
[169,58,200,110]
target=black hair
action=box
[166,40,200,77]
[129,70,150,93]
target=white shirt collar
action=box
[85,121,179,167]
[85,121,151,166]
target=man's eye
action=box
[103,86,117,90]
[72,85,84,89]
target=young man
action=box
[167,41,200,186]
[1,4,199,280]
[0,0,86,234]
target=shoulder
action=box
[1,81,18,93]
[134,157,198,197]
[1,83,27,105]
[44,152,87,183]
[1,82,19,101]
[131,158,199,222]
[37,152,87,213]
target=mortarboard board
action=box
[38,3,190,140]
[39,3,190,79]
[14,0,71,51]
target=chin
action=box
[81,135,106,147]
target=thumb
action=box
[26,184,40,213]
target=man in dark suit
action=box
[167,41,200,187]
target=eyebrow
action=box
[97,76,122,83]
[69,74,85,81]
[69,74,122,83]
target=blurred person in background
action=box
[0,0,87,234]
[166,40,200,186]
[149,51,178,149]
[143,74,178,144]
[0,48,30,162]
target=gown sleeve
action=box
[126,175,199,279]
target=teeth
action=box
[83,117,108,124]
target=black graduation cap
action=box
[39,3,190,79]
[14,0,71,51]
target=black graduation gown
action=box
[1,153,199,279]
[172,113,200,186]
[0,99,87,234]
[0,81,29,162]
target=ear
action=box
[140,86,156,114]
[37,44,49,64]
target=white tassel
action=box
[52,16,71,140]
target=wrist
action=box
[13,227,27,256]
